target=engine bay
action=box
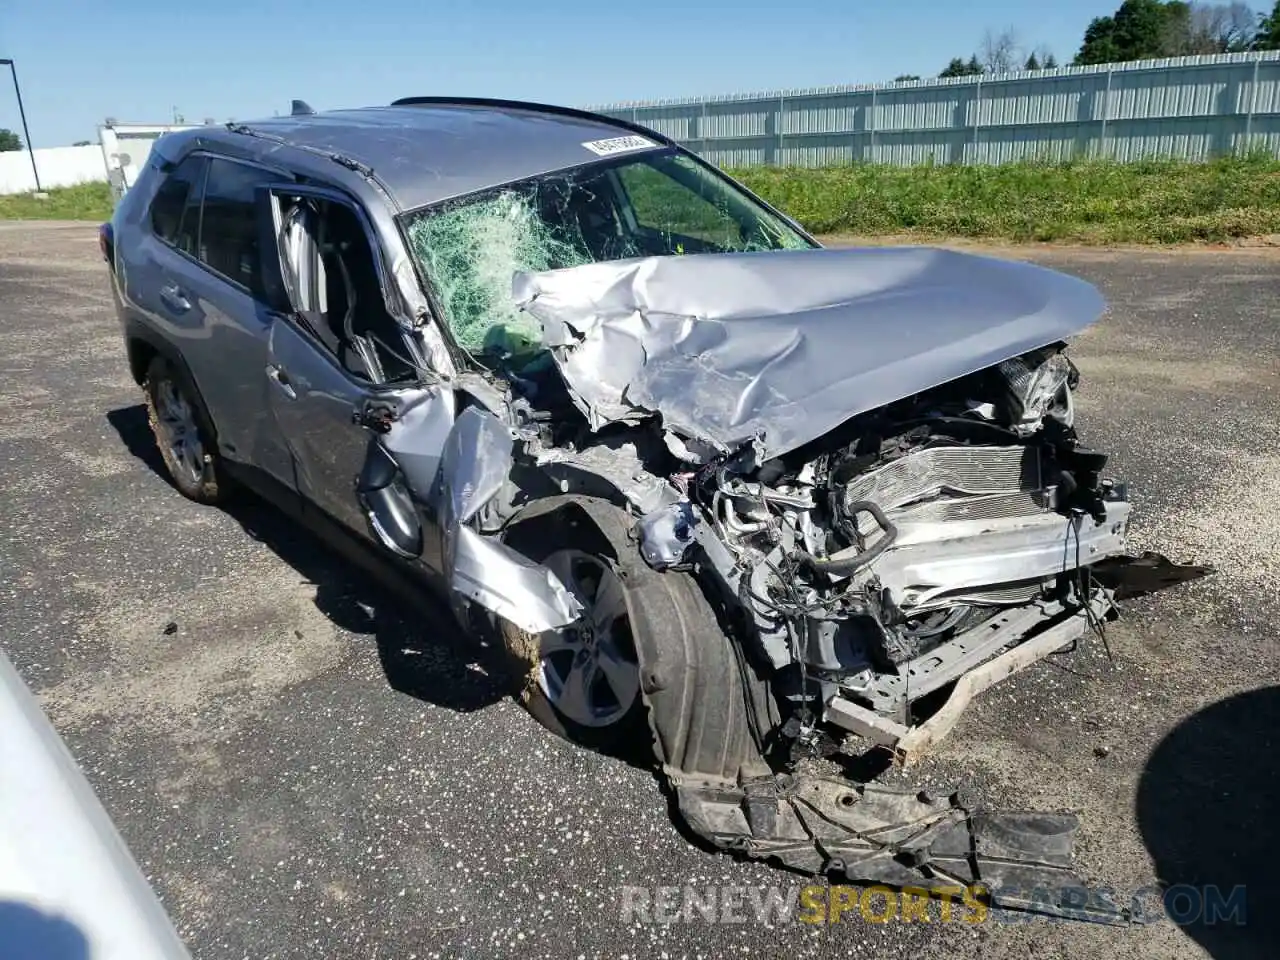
[652,344,1134,734]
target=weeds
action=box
[735,154,1280,244]
[0,182,114,221]
[4,155,1279,244]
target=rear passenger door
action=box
[130,153,294,485]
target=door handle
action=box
[265,363,297,400]
[158,283,191,314]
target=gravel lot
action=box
[2,221,1278,959]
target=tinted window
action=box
[199,158,267,295]
[148,155,206,255]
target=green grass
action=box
[6,155,1280,244]
[733,154,1280,244]
[0,181,114,221]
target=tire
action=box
[143,354,228,505]
[500,497,777,783]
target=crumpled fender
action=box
[435,407,582,632]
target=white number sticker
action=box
[581,135,657,156]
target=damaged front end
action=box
[377,233,1205,922]
[700,357,1137,762]
[514,248,1204,762]
[495,249,1206,920]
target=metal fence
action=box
[591,51,1280,167]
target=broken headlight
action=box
[999,351,1074,436]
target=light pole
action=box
[0,58,41,193]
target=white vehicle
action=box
[0,651,189,959]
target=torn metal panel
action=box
[533,437,681,515]
[436,405,582,631]
[438,405,516,525]
[451,526,582,632]
[515,247,1106,458]
[378,387,457,499]
[453,372,512,418]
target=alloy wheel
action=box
[536,549,640,728]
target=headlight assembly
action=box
[1000,351,1074,435]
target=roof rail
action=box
[389,96,673,145]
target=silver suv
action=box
[104,97,1200,916]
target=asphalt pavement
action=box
[1,221,1278,959]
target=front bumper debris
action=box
[826,591,1115,762]
[677,774,1133,923]
[633,551,1208,923]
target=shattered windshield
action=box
[403,149,812,357]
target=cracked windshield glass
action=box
[405,149,811,360]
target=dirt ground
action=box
[1,221,1277,959]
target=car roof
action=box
[230,101,668,213]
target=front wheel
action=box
[499,498,774,781]
[499,512,649,754]
[530,548,642,729]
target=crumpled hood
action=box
[513,246,1105,459]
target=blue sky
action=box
[4,0,1125,147]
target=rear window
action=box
[148,155,206,255]
[199,158,267,295]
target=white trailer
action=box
[98,122,196,201]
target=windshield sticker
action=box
[581,135,657,157]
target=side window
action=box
[148,155,206,255]
[199,158,268,296]
[277,195,416,384]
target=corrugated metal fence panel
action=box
[593,51,1280,167]
[875,86,964,132]
[784,94,867,135]
[1250,61,1280,113]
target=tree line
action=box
[903,0,1280,82]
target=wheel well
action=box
[505,495,774,782]
[126,336,158,385]
[131,339,222,450]
[502,496,628,563]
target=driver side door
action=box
[258,185,455,563]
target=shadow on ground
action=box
[1137,685,1280,960]
[0,901,89,960]
[107,404,507,715]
